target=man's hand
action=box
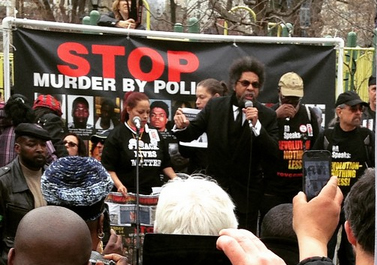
[173,108,190,129]
[293,176,343,261]
[275,104,297,119]
[216,229,286,265]
[243,106,258,127]
[103,229,123,256]
[96,253,128,265]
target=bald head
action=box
[9,206,92,265]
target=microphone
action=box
[245,100,253,108]
[244,100,253,127]
[133,116,141,130]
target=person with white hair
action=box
[154,175,238,235]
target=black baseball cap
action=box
[368,76,376,86]
[335,91,368,107]
[90,130,110,143]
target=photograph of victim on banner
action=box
[12,27,336,140]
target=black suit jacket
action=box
[174,96,278,213]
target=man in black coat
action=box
[0,123,51,264]
[173,56,278,233]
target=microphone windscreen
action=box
[133,116,141,129]
[245,100,253,108]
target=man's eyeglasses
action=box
[237,80,261,89]
[281,96,301,107]
[338,104,365,113]
[348,105,365,113]
[63,140,78,148]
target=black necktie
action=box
[235,108,242,126]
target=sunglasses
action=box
[237,80,261,89]
[281,96,301,107]
[63,140,78,148]
[348,105,365,113]
[94,139,106,145]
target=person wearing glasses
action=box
[173,56,279,233]
[62,132,88,156]
[312,91,375,265]
[90,131,110,162]
[261,72,319,222]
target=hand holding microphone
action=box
[244,100,257,127]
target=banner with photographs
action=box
[13,28,336,142]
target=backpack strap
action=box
[361,131,372,168]
[305,105,311,121]
[323,128,333,151]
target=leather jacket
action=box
[0,158,35,263]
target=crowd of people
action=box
[0,54,375,265]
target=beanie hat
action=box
[41,156,114,221]
[33,94,62,117]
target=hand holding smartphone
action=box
[302,150,332,200]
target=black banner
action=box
[13,28,336,139]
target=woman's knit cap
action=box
[41,156,114,221]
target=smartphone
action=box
[302,150,332,200]
[89,251,116,265]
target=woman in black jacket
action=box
[97,0,145,29]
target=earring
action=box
[98,231,104,239]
